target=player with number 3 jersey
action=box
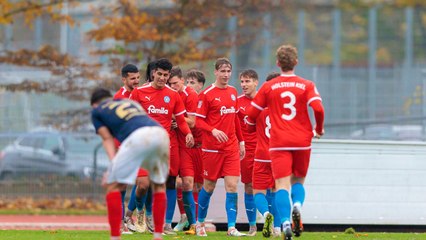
[247,45,324,240]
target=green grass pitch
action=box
[0,230,426,240]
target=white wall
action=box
[184,140,426,225]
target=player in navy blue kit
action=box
[91,88,169,240]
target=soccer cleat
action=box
[292,207,303,237]
[163,224,177,235]
[124,216,137,232]
[146,214,154,233]
[195,223,208,237]
[184,224,196,235]
[173,214,189,232]
[135,210,147,233]
[283,225,293,240]
[247,225,257,236]
[120,220,133,235]
[227,227,247,237]
[262,212,273,238]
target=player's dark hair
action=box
[185,69,206,86]
[170,66,183,79]
[145,60,157,82]
[121,64,139,78]
[266,72,280,82]
[154,58,173,72]
[215,57,232,70]
[239,69,258,81]
[90,87,112,105]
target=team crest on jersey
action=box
[231,94,236,101]
[164,96,170,103]
[197,100,203,108]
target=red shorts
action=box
[179,147,203,184]
[137,168,149,177]
[252,160,274,190]
[169,144,180,177]
[269,150,311,179]
[202,150,240,181]
[240,147,255,184]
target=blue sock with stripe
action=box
[275,189,291,224]
[291,183,305,206]
[254,192,269,216]
[183,190,196,225]
[197,188,212,223]
[270,192,281,227]
[165,188,177,224]
[226,192,238,228]
[245,193,257,226]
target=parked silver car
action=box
[0,131,108,181]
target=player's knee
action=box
[182,178,194,191]
[166,176,177,189]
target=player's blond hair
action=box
[276,45,298,72]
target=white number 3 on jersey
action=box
[280,91,296,120]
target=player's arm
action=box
[310,100,325,137]
[185,115,196,129]
[97,126,117,161]
[176,113,194,147]
[234,115,245,160]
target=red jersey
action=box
[254,108,271,161]
[195,84,240,151]
[113,86,131,99]
[176,86,200,148]
[250,75,323,150]
[237,95,257,149]
[130,83,190,136]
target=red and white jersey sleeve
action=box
[254,108,271,161]
[177,86,199,148]
[251,75,322,150]
[196,84,239,151]
[114,86,131,100]
[130,83,186,135]
[237,95,257,149]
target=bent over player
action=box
[90,88,168,240]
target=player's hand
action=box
[171,119,178,130]
[313,128,325,139]
[212,128,228,143]
[239,144,246,160]
[186,133,194,148]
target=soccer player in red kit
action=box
[247,72,281,238]
[167,67,202,234]
[247,45,325,240]
[130,58,194,235]
[195,58,246,237]
[236,69,259,236]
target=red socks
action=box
[106,191,122,237]
[153,192,167,234]
[177,187,185,214]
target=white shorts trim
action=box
[254,159,272,163]
[269,146,311,151]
